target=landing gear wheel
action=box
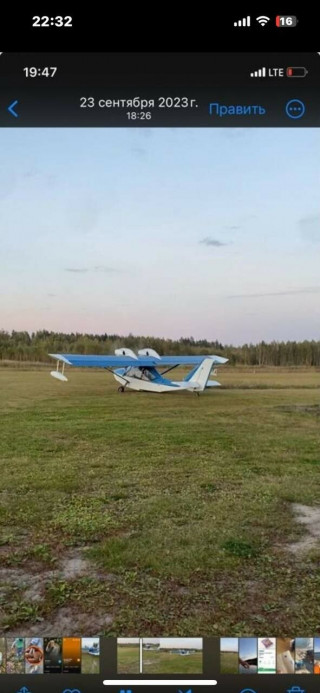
[118,386,125,393]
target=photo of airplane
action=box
[49,348,228,394]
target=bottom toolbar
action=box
[1,680,318,693]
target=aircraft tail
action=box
[187,358,216,391]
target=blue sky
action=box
[239,638,257,660]
[221,638,238,653]
[1,128,319,344]
[82,638,99,649]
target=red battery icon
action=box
[286,67,308,77]
[276,15,297,27]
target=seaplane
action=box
[49,348,228,394]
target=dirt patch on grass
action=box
[278,404,320,415]
[0,548,95,594]
[0,547,115,633]
[60,551,93,579]
[287,504,320,554]
[6,606,113,636]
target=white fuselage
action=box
[113,358,221,393]
[113,372,201,393]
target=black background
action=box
[0,6,318,51]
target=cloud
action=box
[200,237,228,247]
[131,146,147,158]
[65,265,119,274]
[228,286,320,299]
[299,214,320,243]
[93,265,119,273]
[65,268,89,273]
[22,169,38,178]
[224,225,241,231]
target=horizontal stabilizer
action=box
[206,380,221,388]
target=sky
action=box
[82,637,99,648]
[220,637,238,653]
[118,638,202,648]
[296,638,313,650]
[118,638,139,645]
[239,637,257,660]
[143,638,202,649]
[160,638,202,649]
[0,128,319,344]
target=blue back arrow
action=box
[8,100,19,117]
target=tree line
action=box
[0,330,319,367]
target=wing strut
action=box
[159,364,179,376]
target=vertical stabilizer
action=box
[188,358,216,391]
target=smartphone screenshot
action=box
[0,7,319,693]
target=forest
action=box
[1,330,319,366]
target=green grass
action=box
[142,649,202,674]
[117,645,140,673]
[220,651,238,674]
[0,638,5,673]
[81,651,100,674]
[1,367,320,634]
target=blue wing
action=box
[155,355,228,366]
[49,353,228,368]
[49,353,157,367]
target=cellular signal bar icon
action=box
[250,67,266,77]
[234,16,251,27]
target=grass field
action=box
[142,649,202,674]
[0,637,5,673]
[1,366,320,635]
[81,650,100,674]
[220,651,238,674]
[117,645,140,673]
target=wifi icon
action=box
[256,15,270,26]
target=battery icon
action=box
[286,67,308,77]
[276,15,297,27]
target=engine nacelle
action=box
[115,348,138,359]
[138,348,161,359]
